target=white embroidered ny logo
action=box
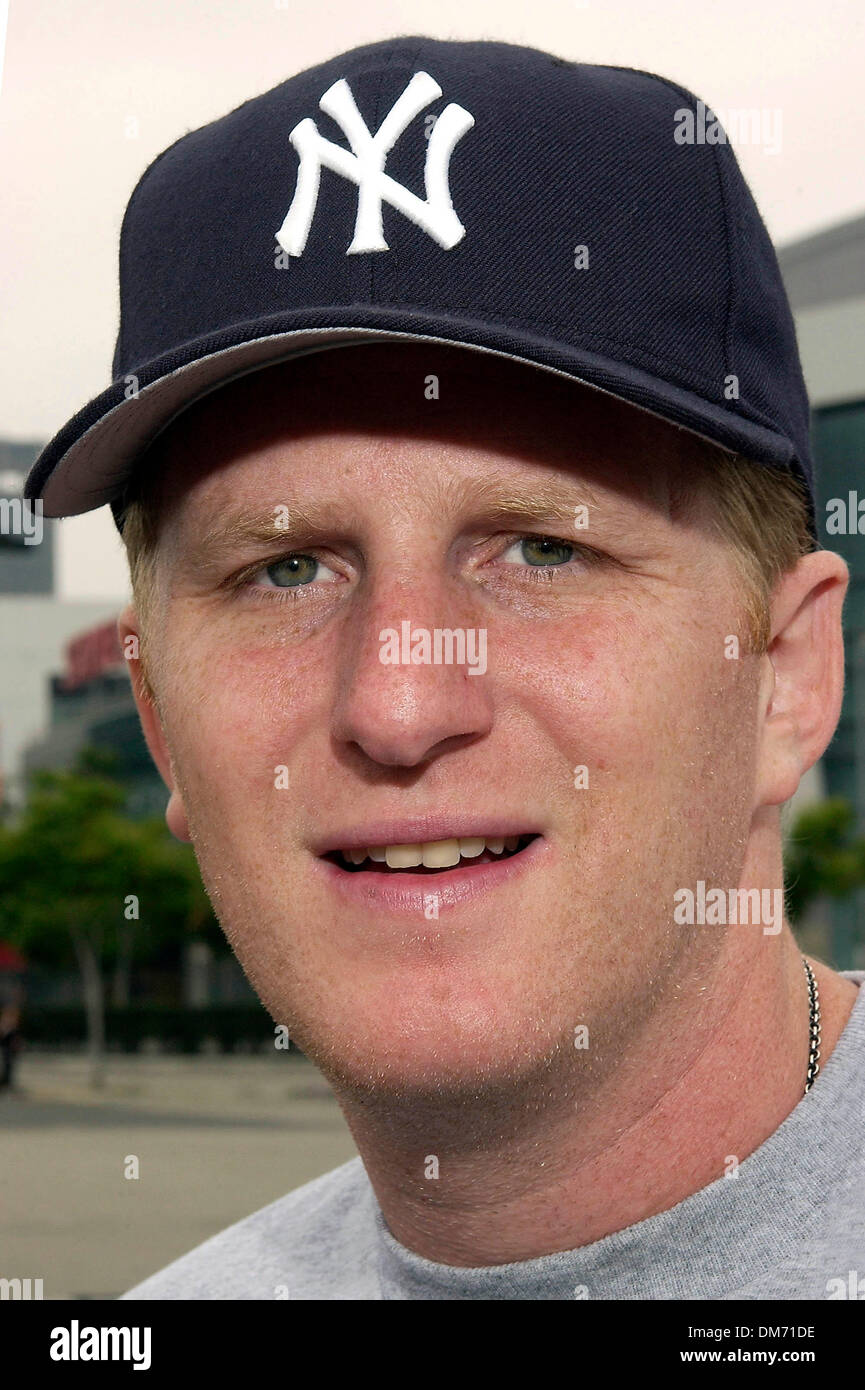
[275,71,475,256]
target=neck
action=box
[332,924,857,1267]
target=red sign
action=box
[64,619,124,690]
[0,942,27,971]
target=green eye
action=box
[266,555,320,587]
[514,537,575,566]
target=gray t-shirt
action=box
[121,971,865,1300]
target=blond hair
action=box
[681,449,815,651]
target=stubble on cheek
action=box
[146,612,333,1023]
[575,586,762,947]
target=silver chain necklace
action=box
[803,957,821,1095]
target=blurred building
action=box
[22,616,166,818]
[779,211,865,966]
[0,443,53,594]
[0,446,119,805]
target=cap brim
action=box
[25,312,798,523]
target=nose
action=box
[331,577,494,768]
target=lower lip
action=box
[312,836,549,915]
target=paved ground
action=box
[0,1052,358,1299]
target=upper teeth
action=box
[342,835,521,868]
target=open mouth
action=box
[324,833,540,875]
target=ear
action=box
[117,604,192,843]
[755,549,848,808]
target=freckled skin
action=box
[139,346,750,1078]
[124,343,854,1262]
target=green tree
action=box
[0,759,215,1087]
[784,797,865,923]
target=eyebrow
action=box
[186,503,341,558]
[456,477,604,528]
[178,479,609,571]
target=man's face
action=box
[137,344,763,1098]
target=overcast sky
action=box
[1,0,863,600]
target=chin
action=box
[282,985,565,1102]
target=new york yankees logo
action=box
[275,71,475,257]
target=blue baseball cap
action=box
[24,35,815,532]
